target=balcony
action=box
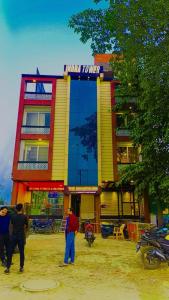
[115,96,136,103]
[117,163,131,173]
[21,126,50,134]
[24,92,52,101]
[18,161,48,170]
[116,128,130,136]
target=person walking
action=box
[60,208,79,267]
[0,207,11,267]
[4,203,28,274]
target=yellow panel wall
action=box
[81,194,95,219]
[98,80,113,183]
[52,78,70,182]
[100,192,118,215]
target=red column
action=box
[11,182,19,205]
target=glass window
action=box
[31,191,64,216]
[25,112,50,127]
[116,114,125,128]
[38,147,48,161]
[24,145,48,161]
[26,113,38,126]
[25,146,37,161]
[117,147,128,163]
[128,147,138,163]
[44,113,50,126]
[68,80,98,186]
[117,146,138,163]
[26,82,52,93]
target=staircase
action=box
[59,216,67,233]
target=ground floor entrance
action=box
[11,181,146,232]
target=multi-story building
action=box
[11,55,149,230]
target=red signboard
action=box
[27,181,64,191]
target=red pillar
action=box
[11,182,18,205]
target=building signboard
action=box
[64,65,103,76]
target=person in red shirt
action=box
[84,221,94,238]
[59,208,79,267]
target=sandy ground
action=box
[0,233,169,300]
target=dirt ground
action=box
[0,233,169,300]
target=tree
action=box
[69,0,169,224]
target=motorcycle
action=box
[136,227,169,269]
[84,222,96,247]
[85,230,96,247]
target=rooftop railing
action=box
[18,161,48,170]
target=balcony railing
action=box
[117,163,132,173]
[116,128,130,136]
[18,161,48,170]
[24,92,52,101]
[115,96,136,103]
[21,126,50,134]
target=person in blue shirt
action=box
[0,207,11,267]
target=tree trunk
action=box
[156,199,163,227]
[143,188,150,223]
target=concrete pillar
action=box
[64,194,70,215]
[95,195,101,233]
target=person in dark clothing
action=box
[123,223,129,240]
[5,203,28,274]
[0,207,11,267]
[59,208,79,267]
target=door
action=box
[71,194,81,217]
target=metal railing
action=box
[21,125,50,134]
[18,161,48,170]
[115,96,137,103]
[116,128,130,136]
[24,92,52,100]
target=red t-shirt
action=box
[85,223,93,232]
[66,214,79,233]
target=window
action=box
[24,145,48,162]
[117,146,138,163]
[25,82,52,93]
[22,108,51,134]
[116,114,126,128]
[25,112,50,127]
[116,113,135,128]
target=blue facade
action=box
[68,80,98,186]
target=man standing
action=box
[5,203,28,274]
[60,208,79,267]
[0,207,11,267]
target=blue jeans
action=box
[64,232,75,264]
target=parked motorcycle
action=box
[84,221,95,247]
[85,230,96,247]
[31,219,54,233]
[136,227,169,269]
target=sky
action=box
[0,0,107,202]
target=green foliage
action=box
[69,0,169,216]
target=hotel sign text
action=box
[64,64,103,75]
